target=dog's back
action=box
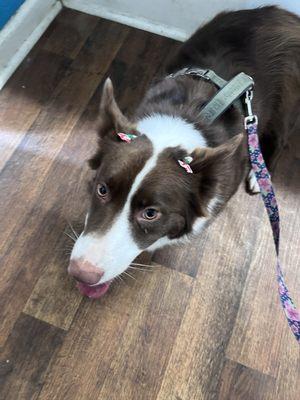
[167,6,300,167]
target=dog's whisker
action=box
[129,266,153,272]
[66,220,79,239]
[116,275,124,283]
[116,274,128,285]
[58,245,73,253]
[130,262,155,268]
[64,243,74,248]
[63,231,76,242]
[122,271,136,281]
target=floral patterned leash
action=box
[245,90,300,342]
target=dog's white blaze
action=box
[71,114,208,283]
[71,212,141,282]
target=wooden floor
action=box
[0,9,299,400]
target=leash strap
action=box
[245,106,300,342]
[170,67,300,341]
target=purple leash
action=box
[245,91,300,342]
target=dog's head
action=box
[68,78,244,297]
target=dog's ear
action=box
[89,78,135,169]
[98,78,135,136]
[190,134,244,216]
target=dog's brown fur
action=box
[163,6,300,169]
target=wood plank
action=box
[98,267,192,400]
[226,139,300,379]
[153,230,210,277]
[71,19,131,73]
[107,29,179,113]
[42,9,99,59]
[217,359,275,400]
[71,23,176,128]
[155,189,264,400]
[23,258,83,331]
[72,27,178,130]
[0,22,130,346]
[226,227,281,376]
[0,9,99,172]
[0,124,93,341]
[0,50,71,172]
[268,331,300,400]
[270,141,300,398]
[0,313,65,400]
[37,266,193,400]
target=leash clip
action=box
[244,89,258,128]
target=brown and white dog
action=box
[68,6,300,298]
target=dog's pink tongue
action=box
[77,281,111,299]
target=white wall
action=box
[64,0,300,41]
[0,0,61,89]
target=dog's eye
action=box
[96,183,108,198]
[142,208,159,220]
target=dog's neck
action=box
[137,113,207,155]
[135,74,244,148]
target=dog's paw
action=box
[247,170,260,194]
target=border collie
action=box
[68,6,300,298]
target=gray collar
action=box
[168,67,254,125]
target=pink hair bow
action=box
[117,133,137,143]
[178,156,193,174]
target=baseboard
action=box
[0,0,62,90]
[63,0,187,42]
